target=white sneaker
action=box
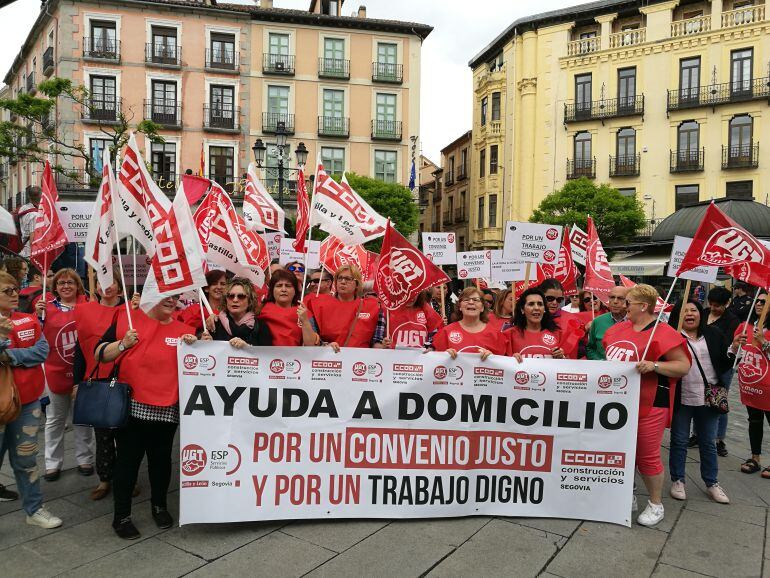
[707,484,730,504]
[670,480,686,500]
[637,500,665,527]
[631,493,638,512]
[26,507,62,529]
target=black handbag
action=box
[686,341,729,415]
[73,343,131,429]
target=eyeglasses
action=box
[226,293,248,301]
[336,276,355,283]
[287,265,305,273]
[56,280,76,287]
[583,296,598,303]
[461,297,483,303]
[545,296,565,304]
[0,287,19,296]
[758,299,767,306]
[625,300,646,307]
[308,278,331,285]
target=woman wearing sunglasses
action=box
[258,269,319,346]
[579,289,607,323]
[536,279,583,358]
[430,287,504,360]
[201,278,272,348]
[285,261,306,284]
[505,288,567,361]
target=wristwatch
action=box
[653,362,659,371]
[118,341,126,352]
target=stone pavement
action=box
[2,386,769,578]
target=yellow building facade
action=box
[469,0,770,249]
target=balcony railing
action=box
[55,169,101,191]
[26,73,35,95]
[445,172,454,186]
[609,154,640,177]
[637,218,663,238]
[566,158,596,180]
[372,62,403,83]
[82,98,121,123]
[567,36,600,56]
[203,105,240,132]
[263,53,295,75]
[82,37,120,61]
[317,116,349,137]
[144,100,182,128]
[722,144,759,169]
[318,58,350,79]
[205,48,238,71]
[145,44,181,67]
[609,28,646,48]
[43,46,54,76]
[667,77,770,110]
[442,210,451,224]
[454,208,466,223]
[371,119,402,141]
[670,148,704,172]
[671,15,711,37]
[457,165,467,180]
[262,112,295,134]
[564,95,644,122]
[722,5,765,28]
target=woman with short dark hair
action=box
[258,269,319,346]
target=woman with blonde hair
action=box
[488,288,514,331]
[602,284,691,527]
[203,277,272,347]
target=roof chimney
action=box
[357,5,366,18]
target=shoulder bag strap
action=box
[90,309,125,380]
[341,299,364,348]
[685,340,709,387]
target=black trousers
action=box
[747,406,770,456]
[94,428,116,483]
[113,417,177,522]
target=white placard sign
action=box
[503,221,562,264]
[569,225,588,265]
[667,236,718,283]
[490,250,526,282]
[261,232,284,262]
[56,202,94,243]
[456,250,491,281]
[111,254,152,286]
[279,238,320,269]
[421,232,457,265]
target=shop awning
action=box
[610,253,668,276]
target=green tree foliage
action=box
[530,177,647,244]
[0,77,163,186]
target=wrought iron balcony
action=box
[82,37,120,61]
[145,44,181,67]
[205,48,238,71]
[609,153,640,177]
[667,77,770,110]
[318,58,350,79]
[371,119,402,141]
[454,208,466,223]
[262,112,295,134]
[317,116,349,137]
[372,62,403,83]
[55,169,101,191]
[43,46,54,76]
[26,72,35,95]
[722,144,759,169]
[670,148,704,172]
[445,172,454,186]
[204,105,240,132]
[566,158,596,180]
[82,98,121,123]
[564,95,644,122]
[442,210,451,224]
[263,54,295,75]
[144,99,182,128]
[457,165,467,180]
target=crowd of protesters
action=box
[0,254,767,538]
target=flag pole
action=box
[109,165,133,330]
[131,237,137,297]
[298,219,314,302]
[41,254,47,322]
[87,265,96,301]
[641,277,678,359]
[198,288,208,334]
[677,279,692,332]
[733,289,762,368]
[439,283,446,324]
[591,292,595,322]
[524,263,531,290]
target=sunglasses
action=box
[758,299,767,306]
[545,296,564,304]
[227,293,248,301]
[0,287,19,296]
[308,278,331,285]
[287,265,305,273]
[336,276,355,283]
[583,296,598,303]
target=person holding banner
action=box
[602,284,691,527]
[37,268,94,482]
[666,300,731,504]
[505,288,566,361]
[176,270,225,333]
[202,278,273,347]
[95,297,197,540]
[537,280,584,358]
[259,270,319,346]
[309,265,387,350]
[285,261,306,284]
[430,287,504,359]
[488,288,513,331]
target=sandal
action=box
[741,458,760,474]
[762,467,770,479]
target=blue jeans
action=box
[0,401,44,515]
[670,403,719,487]
[716,368,734,440]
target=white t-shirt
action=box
[682,335,718,406]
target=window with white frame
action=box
[374,150,397,182]
[321,147,345,174]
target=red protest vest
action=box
[114,309,194,406]
[487,313,511,333]
[735,323,770,411]
[176,304,219,334]
[42,304,79,394]
[8,312,44,404]
[389,303,444,349]
[311,294,381,348]
[505,327,563,358]
[74,301,121,379]
[258,302,302,346]
[432,322,507,355]
[602,320,688,419]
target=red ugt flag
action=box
[30,161,68,271]
[375,222,449,310]
[582,216,615,302]
[541,232,578,296]
[293,167,310,253]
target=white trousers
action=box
[44,391,95,471]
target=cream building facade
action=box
[469,0,770,249]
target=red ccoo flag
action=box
[375,221,450,310]
[293,167,310,253]
[30,161,68,272]
[582,216,615,303]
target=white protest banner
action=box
[262,232,284,262]
[569,225,588,265]
[279,238,320,268]
[56,202,94,242]
[490,250,526,282]
[503,221,562,265]
[667,236,718,283]
[422,232,457,265]
[456,250,491,281]
[178,343,640,527]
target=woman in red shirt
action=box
[258,269,319,347]
[488,288,513,332]
[176,270,225,333]
[602,283,690,528]
[387,291,444,349]
[431,287,504,359]
[505,288,566,361]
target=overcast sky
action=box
[0,0,582,163]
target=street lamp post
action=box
[252,121,308,209]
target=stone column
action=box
[595,13,617,50]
